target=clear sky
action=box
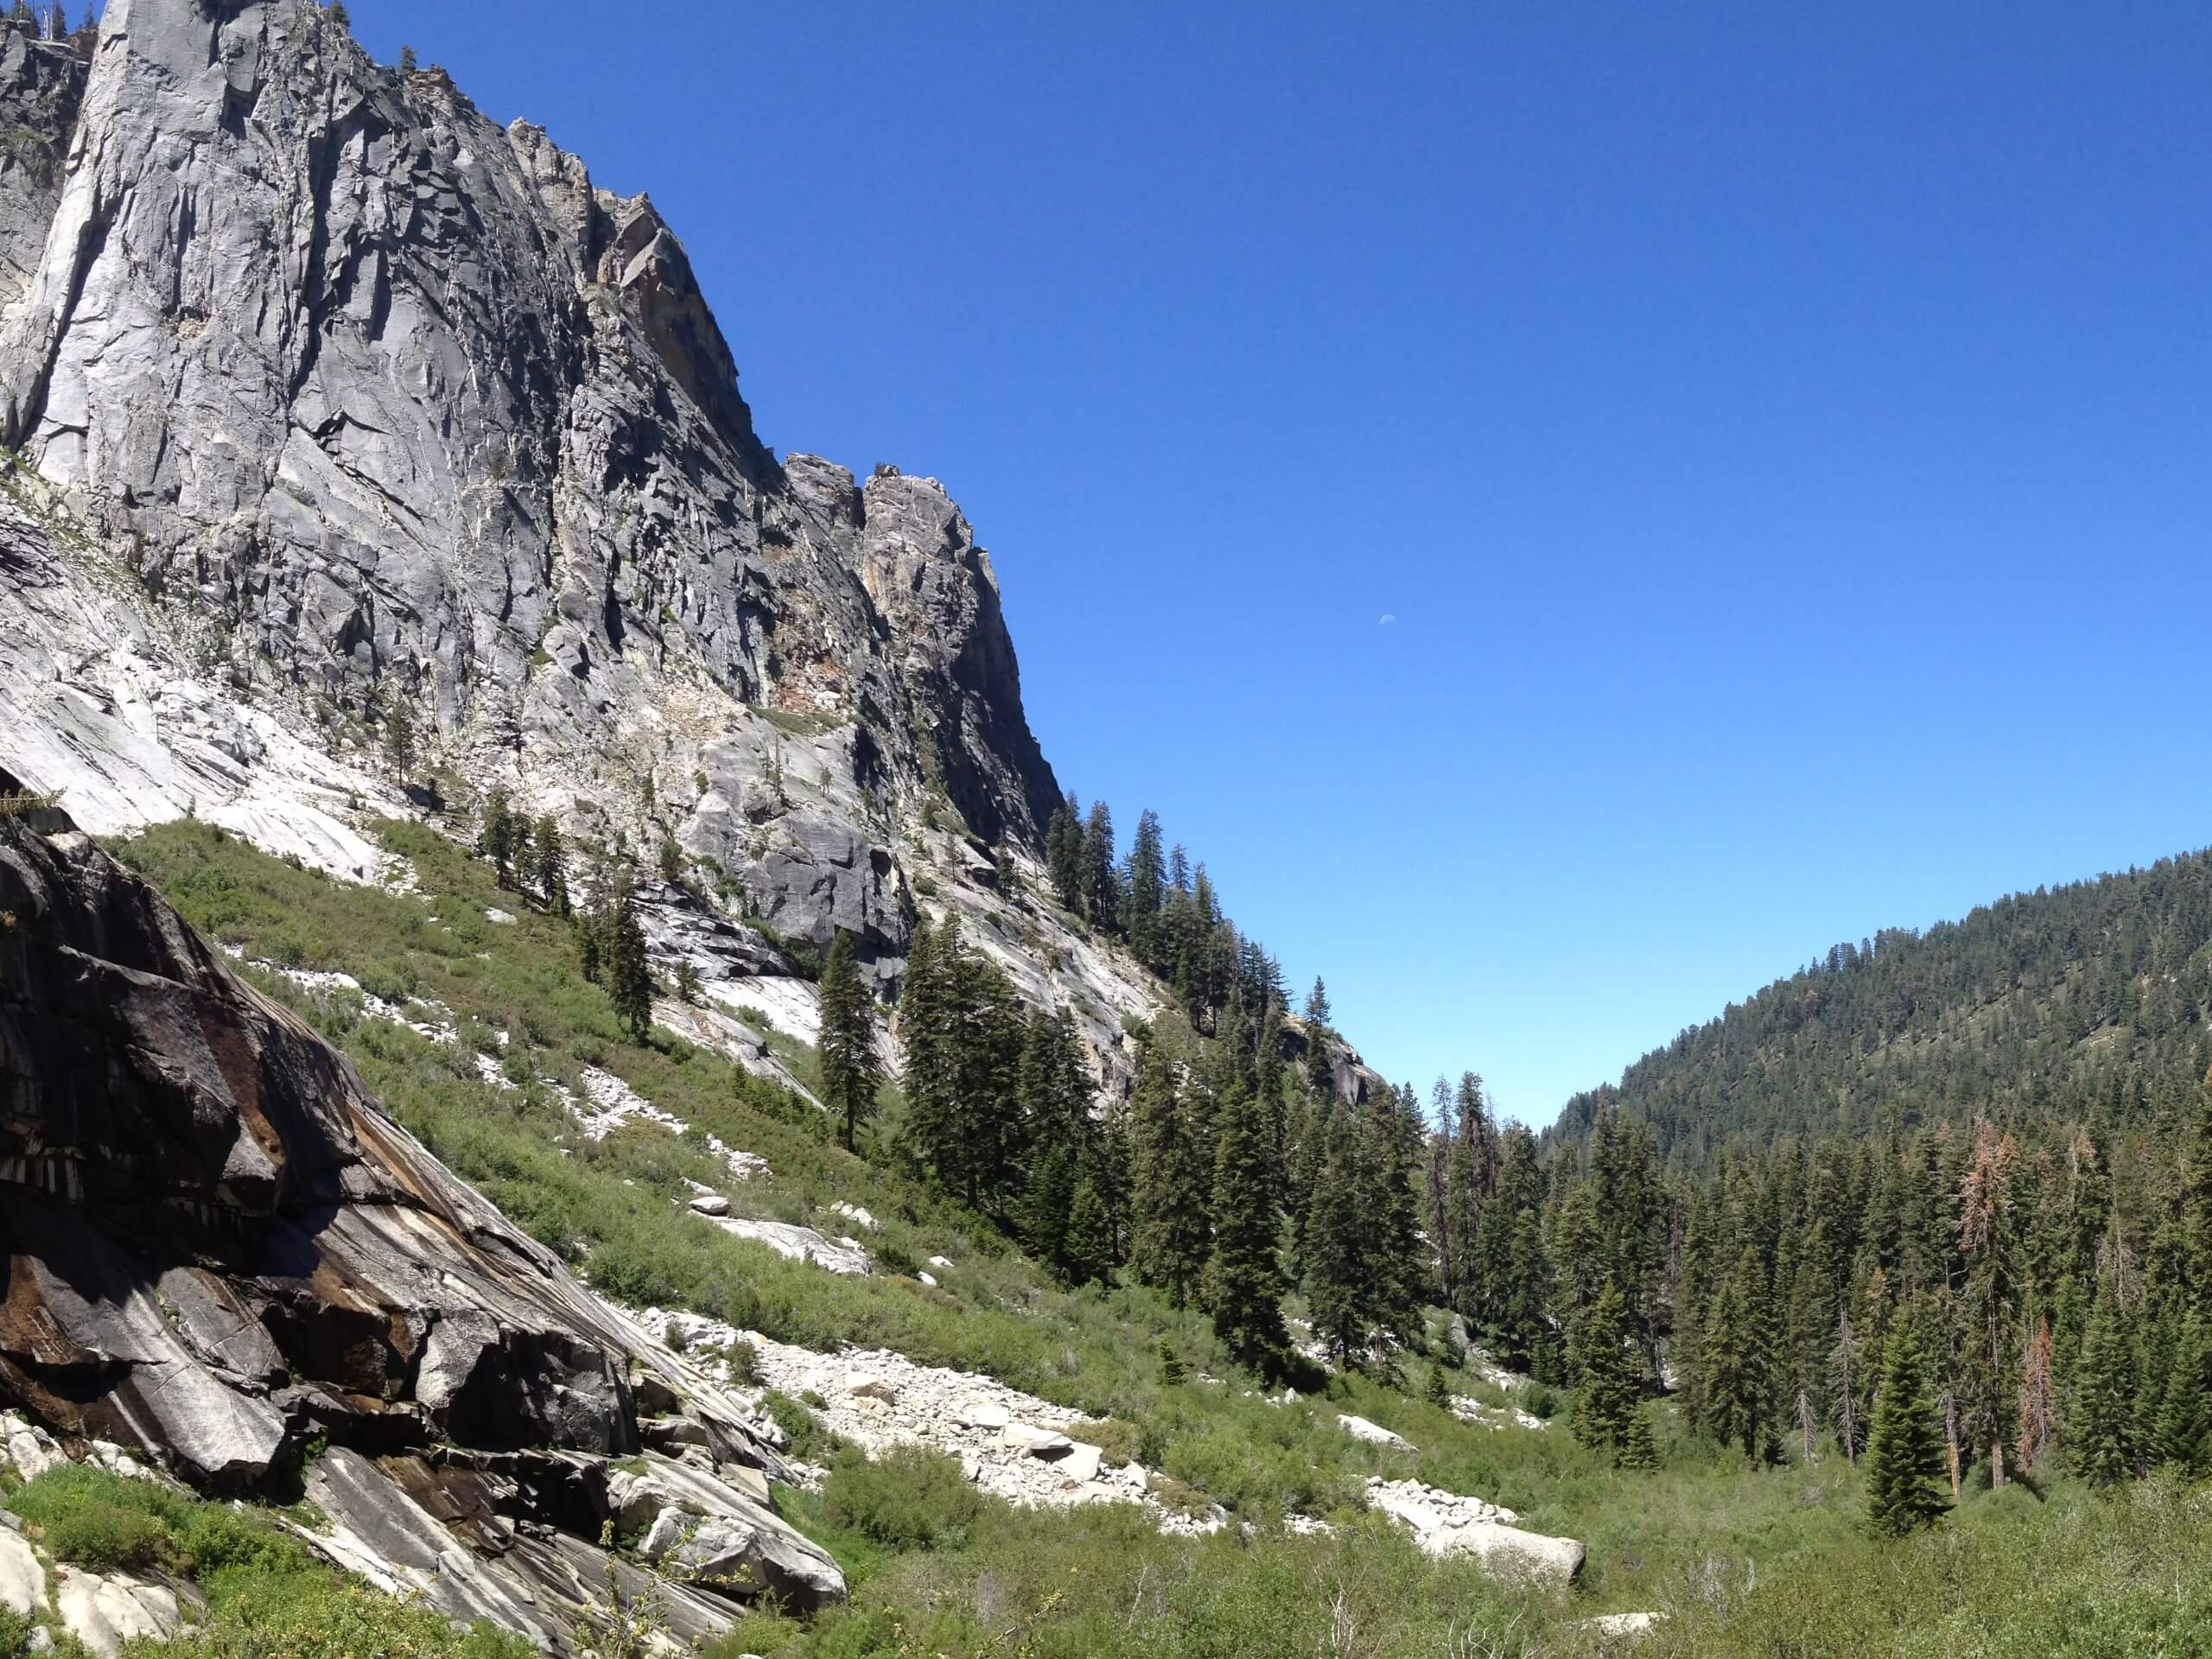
[346,1,2211,1125]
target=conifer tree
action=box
[397,42,416,73]
[1864,1318,1952,1538]
[1205,1080,1289,1377]
[533,816,569,916]
[817,931,884,1153]
[2153,1313,2212,1475]
[1046,795,1082,911]
[480,787,517,887]
[2072,1282,2138,1484]
[1158,1340,1186,1387]
[1080,800,1117,927]
[1304,976,1331,1027]
[607,874,652,1041]
[1573,1280,1649,1466]
[1062,1179,1115,1287]
[1303,1100,1372,1368]
[674,959,702,1004]
[1130,1041,1209,1306]
[382,697,415,783]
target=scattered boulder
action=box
[1338,1414,1414,1449]
[53,1567,189,1659]
[1001,1423,1073,1456]
[690,1193,734,1217]
[0,1529,45,1618]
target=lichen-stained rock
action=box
[0,784,843,1637]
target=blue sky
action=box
[349,1,2211,1124]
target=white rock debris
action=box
[572,1065,769,1183]
[639,1309,1224,1532]
[1338,1413,1414,1449]
[1365,1477,1586,1584]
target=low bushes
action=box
[822,1446,982,1550]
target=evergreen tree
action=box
[533,816,569,916]
[658,836,684,888]
[2071,1281,2139,1483]
[2153,1313,2212,1475]
[397,42,416,73]
[1046,795,1082,911]
[1303,1100,1372,1367]
[327,2,348,31]
[1062,1179,1115,1287]
[674,960,702,1004]
[817,931,885,1154]
[382,696,415,783]
[480,787,517,887]
[1130,1041,1210,1306]
[607,874,652,1041]
[1205,1079,1289,1377]
[1158,1340,1186,1387]
[1304,976,1332,1027]
[1081,800,1118,928]
[1573,1281,1649,1467]
[1864,1319,1952,1537]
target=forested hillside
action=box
[1549,847,2212,1167]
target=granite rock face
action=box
[0,0,1205,1099]
[0,782,843,1640]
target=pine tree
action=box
[1062,1179,1115,1287]
[674,960,702,1004]
[2152,1313,2212,1475]
[1158,1340,1186,1387]
[397,42,416,73]
[533,816,569,916]
[327,2,348,30]
[1130,1042,1209,1307]
[2072,1282,2138,1484]
[382,696,415,782]
[1303,1100,1372,1367]
[658,836,684,889]
[1864,1319,1952,1538]
[1080,800,1117,928]
[1304,976,1331,1027]
[1425,1364,1451,1408]
[817,931,885,1153]
[1573,1281,1649,1467]
[1205,1080,1289,1377]
[607,874,652,1042]
[480,787,517,887]
[1046,796,1082,911]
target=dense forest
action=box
[1548,848,2212,1166]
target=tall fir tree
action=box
[1573,1280,1650,1468]
[1864,1318,1953,1538]
[1129,1040,1210,1307]
[1205,1080,1290,1377]
[606,874,652,1042]
[817,931,885,1153]
[2070,1281,2138,1484]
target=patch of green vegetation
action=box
[748,705,846,739]
[821,1445,982,1551]
[4,1464,310,1578]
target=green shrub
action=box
[0,1605,30,1659]
[1065,1419,1141,1467]
[165,1571,533,1659]
[822,1446,982,1550]
[7,1465,173,1571]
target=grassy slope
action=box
[86,817,2212,1659]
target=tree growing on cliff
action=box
[479,788,518,887]
[817,931,884,1154]
[382,698,414,783]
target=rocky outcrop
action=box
[0,783,843,1643]
[0,0,1194,1104]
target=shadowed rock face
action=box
[0,775,844,1638]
